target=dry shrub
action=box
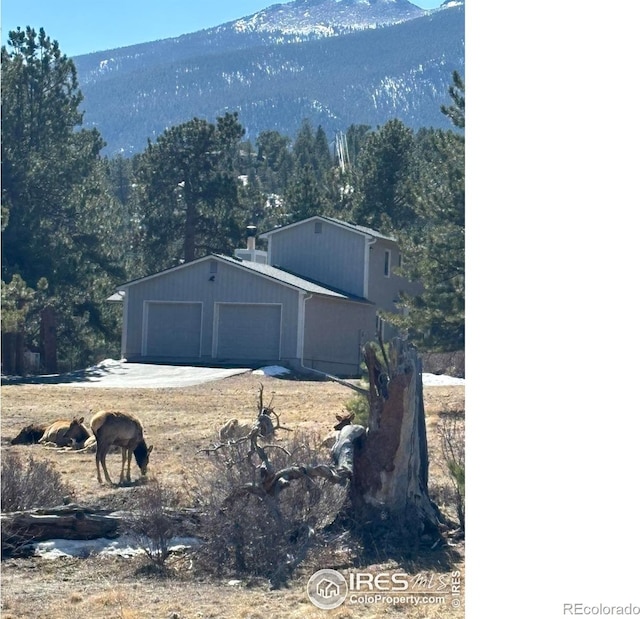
[191,429,348,586]
[125,478,182,569]
[1,451,74,512]
[433,411,465,533]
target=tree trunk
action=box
[14,331,25,376]
[2,332,17,375]
[40,306,57,374]
[353,339,440,541]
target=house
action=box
[109,216,421,377]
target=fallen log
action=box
[1,504,202,557]
[1,504,121,556]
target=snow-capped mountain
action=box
[229,0,427,37]
[73,0,464,155]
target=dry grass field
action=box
[0,371,465,619]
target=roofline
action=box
[259,215,396,242]
[115,255,215,290]
[214,255,371,303]
[213,254,316,296]
[113,253,370,304]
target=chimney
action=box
[234,225,267,263]
[246,225,257,251]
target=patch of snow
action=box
[31,535,201,560]
[422,373,465,386]
[87,358,122,371]
[252,365,291,377]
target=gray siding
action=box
[303,296,376,377]
[216,303,282,360]
[145,301,202,357]
[117,220,404,376]
[123,260,213,359]
[269,220,366,297]
[210,261,299,364]
[123,257,301,365]
[368,239,424,312]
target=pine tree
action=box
[388,73,465,352]
[1,27,123,372]
[313,125,333,181]
[255,130,293,194]
[284,164,327,221]
[133,114,246,272]
[350,119,416,232]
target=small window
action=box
[209,262,218,274]
[398,253,403,268]
[384,250,391,277]
[314,222,323,234]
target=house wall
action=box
[268,220,366,297]
[302,296,376,377]
[210,262,300,365]
[123,258,301,364]
[367,238,423,313]
[123,260,213,359]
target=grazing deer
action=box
[38,417,90,448]
[90,411,153,485]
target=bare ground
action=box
[1,372,465,619]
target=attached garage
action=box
[144,301,202,357]
[112,249,377,376]
[214,303,282,361]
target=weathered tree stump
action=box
[352,338,441,541]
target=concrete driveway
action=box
[2,360,463,388]
[2,359,251,389]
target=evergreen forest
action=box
[1,27,464,375]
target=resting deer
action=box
[218,384,277,442]
[38,417,90,448]
[321,412,356,448]
[90,411,153,485]
[11,423,47,445]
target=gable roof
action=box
[259,215,396,242]
[114,255,217,291]
[111,254,370,303]
[213,254,369,302]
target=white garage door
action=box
[216,304,281,360]
[145,302,202,357]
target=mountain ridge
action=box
[73,0,464,155]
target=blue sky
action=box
[1,0,444,57]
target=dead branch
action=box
[300,366,369,397]
[215,407,359,505]
[376,324,391,377]
[269,524,315,588]
[270,408,292,433]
